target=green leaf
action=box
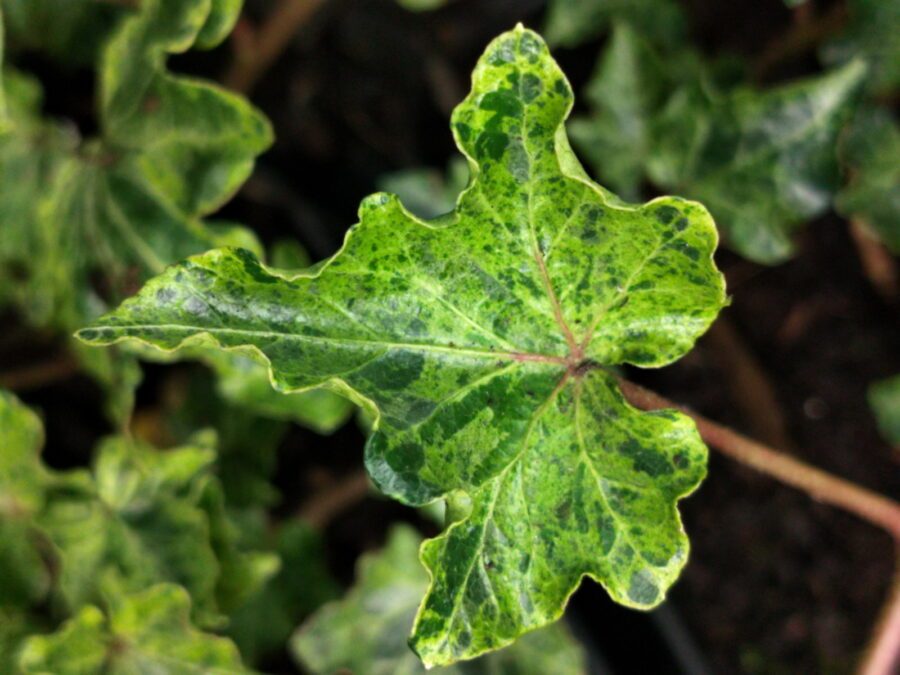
[292,525,587,674]
[836,108,900,253]
[647,60,867,264]
[18,584,250,674]
[229,521,340,665]
[2,0,127,65]
[822,0,900,97]
[869,375,900,447]
[80,26,726,665]
[378,158,469,220]
[544,0,686,49]
[396,0,449,11]
[38,435,225,624]
[569,22,668,201]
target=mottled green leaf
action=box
[18,584,250,674]
[569,22,668,201]
[822,0,900,97]
[230,521,340,665]
[647,60,866,264]
[544,0,685,48]
[293,525,587,674]
[836,108,900,253]
[869,375,900,447]
[378,158,469,219]
[80,26,726,665]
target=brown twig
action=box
[849,220,899,303]
[617,378,900,538]
[224,0,328,94]
[298,470,372,530]
[753,1,847,82]
[0,355,80,391]
[703,318,796,450]
[859,556,900,675]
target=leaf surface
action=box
[647,60,866,263]
[836,108,900,253]
[292,525,587,675]
[18,584,250,674]
[80,26,726,665]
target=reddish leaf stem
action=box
[617,378,900,539]
[859,555,900,675]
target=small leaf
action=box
[647,60,867,264]
[869,375,900,447]
[292,525,587,674]
[80,26,726,665]
[836,108,900,253]
[569,22,669,201]
[544,0,686,48]
[378,158,469,219]
[18,584,250,674]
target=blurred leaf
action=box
[292,525,587,674]
[544,0,685,49]
[396,0,448,11]
[229,521,340,665]
[18,584,251,674]
[379,158,469,219]
[836,108,900,253]
[81,27,725,666]
[569,22,669,201]
[647,60,866,263]
[2,0,126,65]
[822,0,900,97]
[869,375,900,446]
[0,608,43,674]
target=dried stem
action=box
[224,0,328,93]
[617,378,900,539]
[849,220,898,302]
[753,2,847,82]
[704,318,796,450]
[859,556,900,675]
[298,470,371,530]
[0,355,80,391]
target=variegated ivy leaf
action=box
[544,0,685,49]
[80,26,726,665]
[869,375,900,447]
[18,584,251,674]
[647,60,866,264]
[836,108,900,253]
[293,525,587,675]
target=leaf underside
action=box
[80,26,727,666]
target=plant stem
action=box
[298,470,371,529]
[617,378,900,539]
[224,0,328,93]
[704,318,795,450]
[753,1,847,82]
[0,355,80,391]
[859,555,900,675]
[849,220,898,302]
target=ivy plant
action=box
[293,525,587,674]
[80,25,727,665]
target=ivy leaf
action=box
[544,0,685,49]
[18,584,251,674]
[836,108,900,253]
[821,0,900,96]
[647,60,866,264]
[230,521,340,665]
[80,26,726,665]
[568,22,668,201]
[293,525,586,674]
[869,375,900,447]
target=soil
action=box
[5,0,898,673]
